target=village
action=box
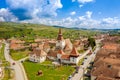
[0,27,119,80]
[1,0,120,80]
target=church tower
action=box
[56,28,65,50]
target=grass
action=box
[78,49,85,54]
[10,50,30,60]
[78,58,84,66]
[0,44,5,60]
[23,60,75,80]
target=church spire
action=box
[57,28,64,40]
[59,28,62,34]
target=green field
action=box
[23,60,75,80]
[0,22,100,40]
[10,50,29,60]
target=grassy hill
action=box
[0,22,100,40]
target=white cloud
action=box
[7,8,119,29]
[79,11,92,20]
[79,5,84,8]
[78,0,94,4]
[6,0,63,18]
[70,11,76,15]
[3,0,120,29]
[102,17,119,24]
[21,14,120,29]
[0,8,18,22]
[0,17,5,22]
[86,11,92,18]
[72,0,76,2]
[21,11,95,28]
[77,0,94,8]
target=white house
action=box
[29,48,47,63]
[47,50,57,60]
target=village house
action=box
[47,50,57,60]
[91,37,120,80]
[29,48,47,63]
[10,39,25,44]
[10,43,25,50]
[10,39,25,50]
[91,64,120,80]
[29,42,50,63]
[91,56,120,80]
[43,42,50,53]
[102,43,119,52]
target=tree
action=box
[88,37,96,49]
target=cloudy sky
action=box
[0,0,120,29]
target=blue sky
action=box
[0,0,120,29]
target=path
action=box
[4,41,28,80]
[71,39,102,80]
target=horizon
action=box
[0,0,120,29]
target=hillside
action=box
[0,22,100,41]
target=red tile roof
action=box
[58,49,65,55]
[11,39,25,44]
[47,50,57,58]
[64,39,73,51]
[43,42,50,49]
[103,58,120,65]
[10,43,24,50]
[70,47,79,57]
[102,43,118,51]
[96,76,113,80]
[61,55,70,60]
[38,44,44,49]
[30,48,47,56]
[91,65,119,78]
[34,39,42,42]
[30,43,38,48]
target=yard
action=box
[10,50,30,60]
[23,60,75,80]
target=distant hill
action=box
[0,22,100,40]
[1,22,119,40]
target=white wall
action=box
[56,40,65,49]
[29,54,46,63]
[57,54,62,59]
[47,56,56,60]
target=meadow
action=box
[23,60,75,80]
